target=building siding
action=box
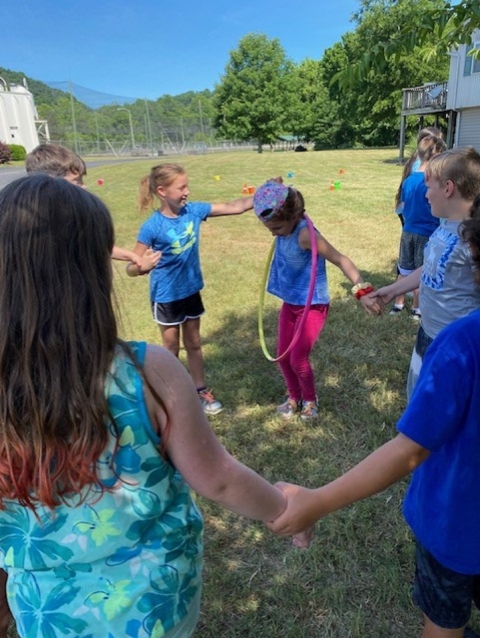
[456,108,480,150]
[448,32,480,109]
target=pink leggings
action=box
[277,302,329,403]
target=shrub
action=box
[8,144,26,161]
[0,141,11,164]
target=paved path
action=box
[0,166,25,189]
[0,158,146,190]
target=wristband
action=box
[351,282,372,295]
[354,286,374,300]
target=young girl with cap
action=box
[254,179,377,420]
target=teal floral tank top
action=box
[0,341,204,637]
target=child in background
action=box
[366,147,480,398]
[25,143,155,269]
[0,174,289,638]
[253,180,378,421]
[394,126,444,225]
[268,209,480,638]
[392,128,444,304]
[389,134,446,318]
[127,163,254,416]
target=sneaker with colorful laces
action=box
[300,401,319,421]
[276,399,300,419]
[198,389,223,415]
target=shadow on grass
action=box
[194,269,422,636]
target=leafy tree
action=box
[214,34,294,152]
[287,59,339,145]
[337,0,478,86]
[316,0,449,148]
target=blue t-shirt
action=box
[137,202,211,303]
[397,310,480,574]
[411,157,421,173]
[267,218,329,306]
[401,172,439,237]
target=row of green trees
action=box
[215,0,450,149]
[3,0,472,152]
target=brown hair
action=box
[425,147,480,201]
[269,187,305,222]
[138,163,186,212]
[462,194,480,283]
[417,135,446,163]
[0,174,116,510]
[25,143,86,178]
[395,133,446,207]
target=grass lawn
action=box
[8,148,480,637]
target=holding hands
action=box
[139,247,162,273]
[126,247,162,276]
[359,293,384,316]
[367,284,397,308]
[268,482,320,539]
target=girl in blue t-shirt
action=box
[127,164,253,416]
[254,180,376,421]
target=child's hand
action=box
[292,526,314,549]
[266,482,320,537]
[370,285,396,306]
[138,248,162,273]
[360,293,384,316]
[268,176,283,184]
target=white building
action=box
[0,77,49,152]
[446,30,480,149]
[399,31,480,156]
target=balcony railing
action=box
[402,81,448,113]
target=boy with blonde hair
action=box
[368,147,480,397]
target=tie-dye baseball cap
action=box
[253,181,289,221]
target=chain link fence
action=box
[42,81,258,157]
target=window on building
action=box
[473,42,480,73]
[464,42,480,75]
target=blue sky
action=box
[1,0,360,102]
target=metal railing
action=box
[402,81,448,112]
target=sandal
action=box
[276,399,300,419]
[300,401,318,421]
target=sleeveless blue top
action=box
[267,218,329,305]
[0,342,204,637]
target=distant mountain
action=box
[0,67,68,105]
[0,67,217,147]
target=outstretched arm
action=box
[299,228,362,285]
[209,196,254,217]
[370,267,422,305]
[267,434,429,536]
[112,245,141,266]
[299,228,383,314]
[143,345,287,523]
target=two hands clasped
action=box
[267,482,322,549]
[358,285,399,316]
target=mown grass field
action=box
[8,148,480,637]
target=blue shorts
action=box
[413,541,480,629]
[152,292,205,326]
[398,231,429,275]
